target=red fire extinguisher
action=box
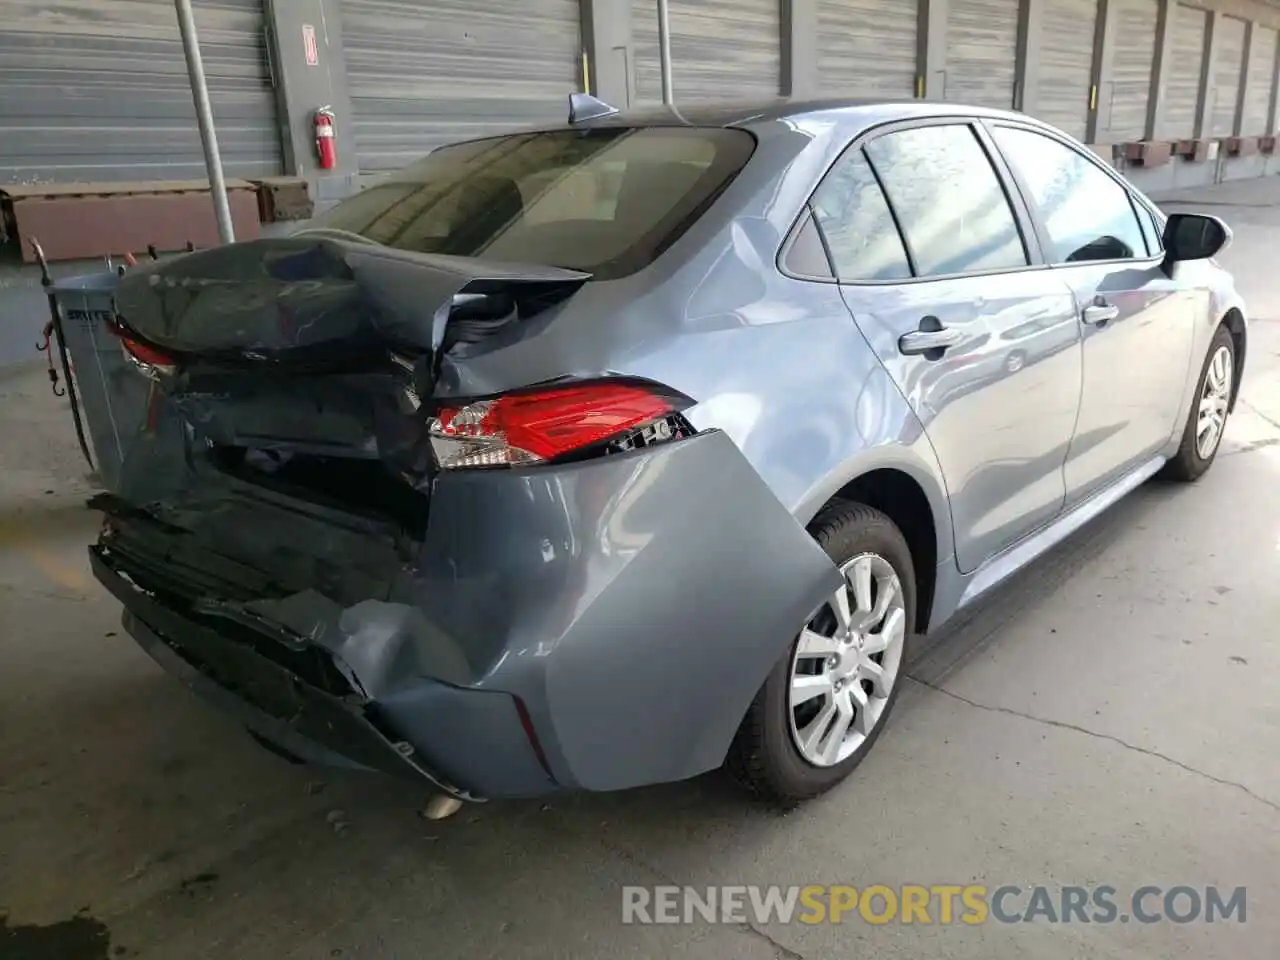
[314,106,337,170]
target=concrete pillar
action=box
[1233,21,1254,135]
[918,0,949,98]
[1015,0,1046,113]
[1192,11,1220,139]
[581,0,633,107]
[1269,29,1280,134]
[784,0,820,99]
[1144,0,1177,140]
[264,0,359,204]
[1086,0,1118,142]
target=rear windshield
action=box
[305,127,755,280]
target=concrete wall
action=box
[1,260,89,369]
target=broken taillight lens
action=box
[428,379,691,469]
[117,332,177,379]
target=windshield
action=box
[305,127,755,280]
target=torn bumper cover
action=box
[91,430,840,799]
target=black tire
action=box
[725,501,917,803]
[1161,324,1236,482]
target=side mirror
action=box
[1163,213,1231,263]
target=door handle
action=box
[899,324,963,356]
[1082,302,1119,326]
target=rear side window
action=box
[811,149,912,281]
[992,126,1148,263]
[783,208,837,279]
[864,125,1029,277]
[305,127,755,280]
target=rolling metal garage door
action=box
[342,0,581,174]
[1033,0,1099,140]
[1207,16,1246,136]
[1161,3,1208,139]
[1242,25,1278,134]
[0,0,282,184]
[817,0,918,98]
[1108,0,1158,140]
[945,0,1020,108]
[632,0,781,103]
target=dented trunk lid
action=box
[111,235,588,500]
[113,235,589,365]
[100,237,589,596]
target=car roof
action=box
[576,97,1040,133]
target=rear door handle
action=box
[899,325,964,356]
[1082,302,1119,326]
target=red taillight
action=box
[117,332,177,378]
[429,379,688,469]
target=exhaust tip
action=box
[421,795,465,820]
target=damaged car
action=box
[90,96,1245,805]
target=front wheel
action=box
[1162,324,1236,482]
[726,502,916,803]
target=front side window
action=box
[1140,203,1165,254]
[304,127,755,280]
[1135,201,1160,255]
[863,124,1029,278]
[810,149,912,281]
[993,126,1149,263]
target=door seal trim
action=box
[958,454,1166,608]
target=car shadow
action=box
[906,477,1183,687]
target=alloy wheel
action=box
[788,552,907,767]
[1196,344,1233,460]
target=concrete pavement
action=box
[2,179,1279,959]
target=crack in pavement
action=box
[1221,436,1280,457]
[1238,396,1280,433]
[908,677,1280,816]
[600,836,807,960]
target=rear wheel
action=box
[1162,325,1235,482]
[726,502,915,802]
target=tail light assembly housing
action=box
[428,378,694,470]
[115,328,178,380]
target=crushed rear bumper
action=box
[93,548,545,800]
[92,430,840,798]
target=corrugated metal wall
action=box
[632,0,781,103]
[817,0,918,98]
[342,0,581,173]
[945,0,1021,108]
[1162,3,1209,138]
[1208,15,1247,135]
[0,0,281,185]
[1242,24,1278,133]
[1035,0,1100,139]
[5,0,1280,191]
[1109,0,1159,140]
